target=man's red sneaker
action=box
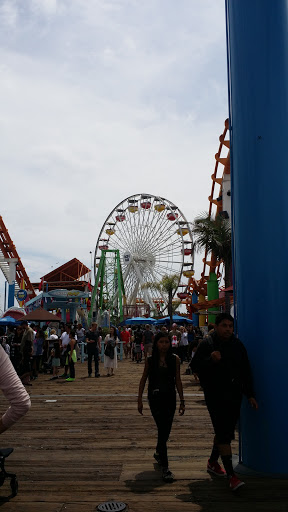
[207,460,226,477]
[229,475,245,491]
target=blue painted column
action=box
[7,259,17,308]
[70,306,76,324]
[226,0,288,473]
[61,308,66,323]
[192,292,199,327]
[8,283,15,308]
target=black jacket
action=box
[191,331,254,399]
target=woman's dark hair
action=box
[111,326,117,339]
[150,331,174,373]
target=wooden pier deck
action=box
[0,358,287,512]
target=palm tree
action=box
[142,274,180,327]
[192,213,232,288]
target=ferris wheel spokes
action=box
[94,193,194,313]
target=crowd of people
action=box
[0,320,91,384]
[0,320,202,385]
[120,322,202,365]
[0,313,258,492]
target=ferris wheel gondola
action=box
[94,193,194,314]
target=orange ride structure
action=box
[0,217,91,322]
[0,216,36,308]
[183,119,232,325]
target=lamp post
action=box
[89,251,93,284]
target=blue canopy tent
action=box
[155,315,193,325]
[0,316,22,327]
[123,317,156,325]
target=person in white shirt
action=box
[60,325,71,378]
[179,326,189,364]
[0,345,31,433]
[76,324,85,360]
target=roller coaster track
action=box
[0,216,36,303]
[186,118,231,313]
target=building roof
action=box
[23,308,62,322]
[41,258,90,282]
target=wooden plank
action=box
[0,359,287,512]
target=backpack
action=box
[104,340,115,359]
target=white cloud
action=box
[29,0,62,16]
[0,1,19,28]
[0,0,228,311]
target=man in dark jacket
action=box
[191,313,258,491]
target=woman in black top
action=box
[138,331,185,482]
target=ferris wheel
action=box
[94,193,194,314]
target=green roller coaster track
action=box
[88,250,125,326]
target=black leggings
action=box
[149,392,176,468]
[32,355,41,376]
[69,359,75,379]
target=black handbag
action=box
[104,341,114,359]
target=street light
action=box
[89,251,93,285]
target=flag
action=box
[87,280,92,292]
[39,278,44,291]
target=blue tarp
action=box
[123,317,156,325]
[155,315,193,325]
[0,316,22,326]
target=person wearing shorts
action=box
[121,327,131,359]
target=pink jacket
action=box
[0,346,31,429]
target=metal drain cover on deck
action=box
[97,501,127,511]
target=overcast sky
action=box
[0,0,228,312]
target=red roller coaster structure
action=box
[0,216,36,304]
[184,119,232,315]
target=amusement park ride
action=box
[0,216,91,322]
[0,121,231,324]
[91,122,231,323]
[185,118,231,322]
[0,216,36,308]
[88,249,125,324]
[93,193,194,321]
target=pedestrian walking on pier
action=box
[104,327,118,377]
[191,313,258,491]
[138,331,185,482]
